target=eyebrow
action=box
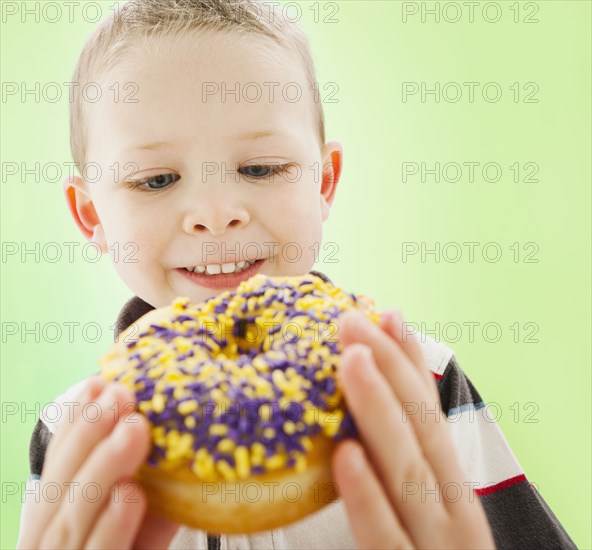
[125,141,173,153]
[125,130,297,153]
[236,129,289,141]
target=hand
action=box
[18,376,179,549]
[332,310,496,550]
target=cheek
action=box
[289,197,323,237]
[97,201,169,260]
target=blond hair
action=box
[69,0,325,171]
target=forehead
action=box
[86,31,315,158]
[128,30,301,86]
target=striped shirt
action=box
[21,271,577,549]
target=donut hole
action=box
[233,318,268,350]
[235,318,249,339]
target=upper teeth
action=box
[185,260,255,275]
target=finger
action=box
[42,382,138,487]
[44,375,106,459]
[132,509,181,550]
[342,312,480,533]
[339,343,449,546]
[83,480,146,549]
[338,310,439,422]
[379,311,440,397]
[379,311,424,371]
[333,439,414,550]
[41,413,150,549]
[31,376,107,544]
[338,310,460,474]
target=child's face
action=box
[67,31,342,308]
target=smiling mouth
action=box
[182,259,257,276]
[176,259,266,289]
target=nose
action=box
[182,196,251,236]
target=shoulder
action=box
[414,331,455,377]
[114,295,155,340]
[413,332,484,416]
[29,418,52,476]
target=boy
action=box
[18,0,577,548]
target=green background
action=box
[1,1,590,547]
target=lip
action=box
[176,259,266,289]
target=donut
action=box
[99,273,381,534]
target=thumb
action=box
[133,508,181,550]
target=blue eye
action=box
[126,163,294,191]
[240,164,293,180]
[128,174,179,191]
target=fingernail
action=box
[98,384,119,411]
[345,310,367,332]
[353,344,374,368]
[392,309,403,326]
[382,310,395,324]
[90,374,106,391]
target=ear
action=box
[62,176,108,253]
[319,141,343,221]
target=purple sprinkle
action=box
[176,315,195,322]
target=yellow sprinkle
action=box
[166,430,180,446]
[217,460,237,482]
[259,404,272,421]
[177,400,198,415]
[217,438,236,453]
[292,390,307,402]
[283,421,296,435]
[192,453,215,480]
[251,442,266,459]
[254,384,273,398]
[152,426,166,446]
[152,393,165,413]
[320,409,344,437]
[173,386,187,400]
[173,296,190,310]
[166,432,193,462]
[301,436,313,451]
[252,356,269,372]
[262,308,276,319]
[294,453,307,474]
[172,337,192,353]
[184,416,196,429]
[209,424,228,436]
[272,369,286,388]
[211,388,226,404]
[235,446,250,480]
[265,453,286,471]
[196,448,209,461]
[262,427,276,439]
